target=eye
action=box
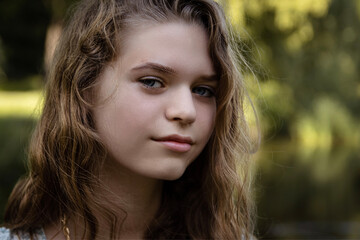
[139,77,164,88]
[192,86,215,97]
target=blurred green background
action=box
[0,0,359,238]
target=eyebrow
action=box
[131,62,218,82]
[131,62,176,75]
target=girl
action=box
[1,0,255,239]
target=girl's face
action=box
[93,22,217,180]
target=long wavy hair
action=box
[4,0,256,239]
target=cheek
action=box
[196,102,217,137]
[103,92,170,148]
[113,90,162,128]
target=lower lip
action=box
[156,140,192,152]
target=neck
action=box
[44,160,163,240]
[98,160,163,238]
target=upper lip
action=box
[152,134,194,145]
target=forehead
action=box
[117,22,216,76]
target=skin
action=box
[45,21,217,239]
[94,22,217,181]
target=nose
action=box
[165,87,196,125]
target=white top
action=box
[0,227,46,240]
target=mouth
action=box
[152,134,194,153]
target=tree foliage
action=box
[0,0,76,82]
[220,0,360,148]
[0,0,50,80]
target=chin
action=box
[148,165,188,181]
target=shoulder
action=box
[0,227,47,240]
[0,227,13,240]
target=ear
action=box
[81,86,96,107]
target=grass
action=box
[0,116,36,221]
[0,89,41,220]
[0,90,43,118]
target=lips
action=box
[152,134,194,152]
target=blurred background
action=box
[0,0,359,238]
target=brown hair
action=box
[4,0,255,239]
